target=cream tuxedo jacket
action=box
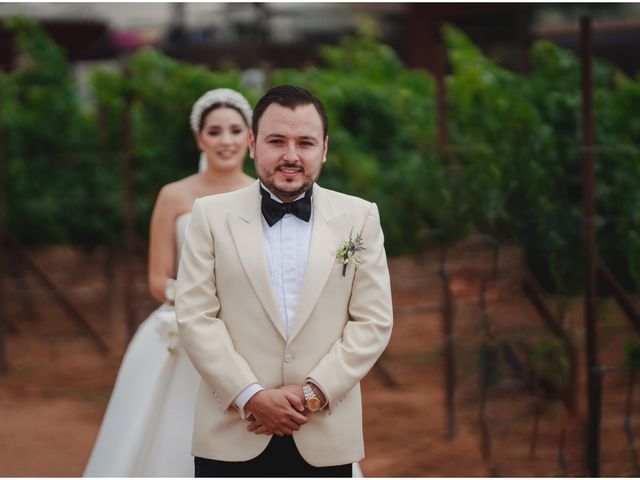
[175,181,393,467]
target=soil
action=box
[0,242,638,476]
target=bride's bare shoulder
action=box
[156,175,199,213]
[162,174,201,198]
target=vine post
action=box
[439,249,456,440]
[122,60,138,340]
[0,74,8,374]
[580,15,601,477]
[435,38,457,441]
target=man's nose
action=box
[283,141,299,161]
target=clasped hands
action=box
[244,384,325,437]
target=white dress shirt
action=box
[233,184,314,416]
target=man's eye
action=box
[269,139,283,145]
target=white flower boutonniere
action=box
[335,230,366,276]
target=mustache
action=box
[276,163,304,171]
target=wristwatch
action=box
[302,383,322,412]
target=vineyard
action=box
[1,15,640,476]
[1,242,639,476]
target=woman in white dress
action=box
[84,88,255,477]
[84,88,364,477]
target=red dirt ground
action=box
[0,243,638,476]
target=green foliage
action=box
[2,17,640,295]
[443,24,640,293]
[445,25,544,236]
[2,17,120,245]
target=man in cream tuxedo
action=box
[176,85,393,477]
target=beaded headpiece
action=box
[189,88,252,133]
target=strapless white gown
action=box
[84,213,363,477]
[84,214,199,476]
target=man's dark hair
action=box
[252,85,328,138]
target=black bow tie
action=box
[260,186,313,227]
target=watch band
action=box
[302,383,322,412]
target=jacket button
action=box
[284,354,293,363]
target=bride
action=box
[84,88,364,477]
[84,88,255,476]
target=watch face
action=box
[307,397,321,411]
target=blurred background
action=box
[1,2,640,476]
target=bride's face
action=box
[196,107,248,172]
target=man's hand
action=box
[278,384,305,405]
[244,389,307,436]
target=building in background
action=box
[1,3,639,76]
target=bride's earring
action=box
[198,152,208,173]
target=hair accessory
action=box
[189,88,252,132]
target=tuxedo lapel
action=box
[289,186,350,343]
[228,184,286,341]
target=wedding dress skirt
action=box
[84,303,201,476]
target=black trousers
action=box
[194,435,352,477]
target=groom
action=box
[176,85,393,477]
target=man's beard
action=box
[259,162,322,201]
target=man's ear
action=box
[322,136,329,163]
[248,130,256,160]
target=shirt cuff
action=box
[306,377,329,409]
[234,383,264,420]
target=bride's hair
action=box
[190,88,253,133]
[198,104,247,131]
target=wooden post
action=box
[0,75,8,373]
[97,104,120,335]
[122,65,137,340]
[580,15,601,477]
[435,37,456,440]
[439,248,456,439]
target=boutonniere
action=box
[335,230,366,276]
